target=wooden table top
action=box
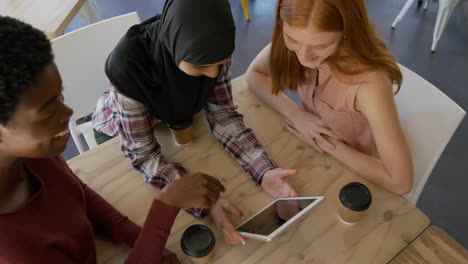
[67,76,430,264]
[0,0,85,39]
[390,226,468,264]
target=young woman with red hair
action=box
[246,0,413,195]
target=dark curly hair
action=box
[0,16,54,125]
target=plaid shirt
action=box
[92,59,277,217]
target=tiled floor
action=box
[64,0,468,247]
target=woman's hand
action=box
[284,110,339,153]
[316,134,343,154]
[210,198,246,245]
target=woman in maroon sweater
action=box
[0,16,228,263]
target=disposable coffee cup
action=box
[338,182,372,224]
[181,225,215,264]
[168,119,193,145]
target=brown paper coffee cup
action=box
[338,182,372,224]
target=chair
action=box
[395,64,465,204]
[51,12,142,153]
[240,0,251,21]
[391,0,461,52]
[78,0,105,24]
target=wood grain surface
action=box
[68,76,430,264]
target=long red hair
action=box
[270,0,402,94]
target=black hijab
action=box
[104,0,235,127]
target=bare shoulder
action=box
[247,43,272,76]
[355,70,395,113]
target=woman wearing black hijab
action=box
[93,0,299,245]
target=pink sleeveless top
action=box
[297,63,376,155]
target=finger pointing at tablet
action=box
[210,198,247,245]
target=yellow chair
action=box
[240,0,250,21]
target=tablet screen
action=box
[236,198,317,236]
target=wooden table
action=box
[0,0,85,39]
[68,76,430,264]
[391,226,468,264]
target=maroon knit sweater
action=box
[0,157,179,263]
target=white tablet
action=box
[236,196,324,242]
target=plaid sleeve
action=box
[203,58,277,184]
[111,89,206,218]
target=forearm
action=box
[327,141,411,195]
[119,128,206,217]
[111,87,188,190]
[208,60,277,184]
[130,151,207,218]
[246,71,302,121]
[128,146,186,188]
[205,108,277,184]
[84,186,142,247]
[125,199,179,264]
